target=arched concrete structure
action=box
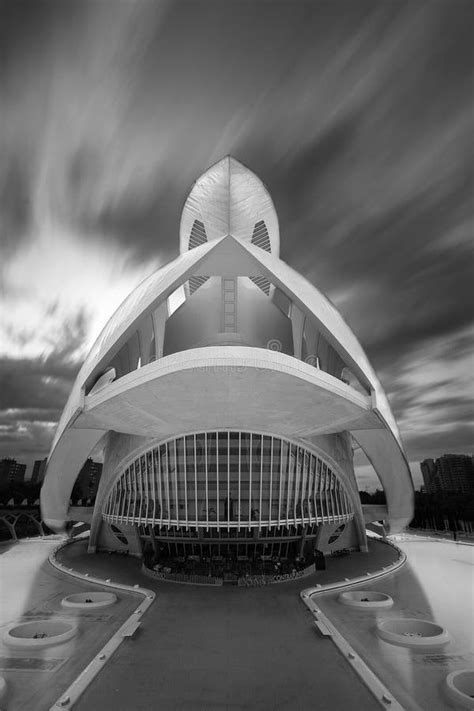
[41,157,414,553]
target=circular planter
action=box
[339,591,394,609]
[445,670,474,709]
[376,618,450,648]
[3,619,78,649]
[61,592,117,609]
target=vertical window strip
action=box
[139,457,145,524]
[335,476,340,521]
[164,444,171,525]
[286,443,291,527]
[109,482,115,519]
[333,475,339,521]
[122,468,128,521]
[157,446,163,525]
[311,455,317,523]
[334,479,340,518]
[135,459,141,525]
[112,479,117,519]
[302,450,307,521]
[269,437,273,526]
[227,431,230,531]
[139,458,145,522]
[341,484,348,518]
[183,437,188,529]
[121,468,127,521]
[301,447,307,522]
[345,487,351,517]
[216,431,220,531]
[311,456,317,522]
[278,439,283,524]
[248,433,252,528]
[317,461,323,521]
[129,463,135,521]
[338,482,344,518]
[292,446,297,521]
[300,449,307,523]
[259,434,263,531]
[205,433,209,529]
[142,456,147,522]
[303,451,309,523]
[121,467,130,523]
[122,472,127,520]
[329,471,335,522]
[114,480,120,519]
[132,461,137,521]
[116,476,121,520]
[326,468,332,521]
[344,489,351,516]
[294,446,299,522]
[173,439,179,525]
[144,453,149,522]
[322,465,328,521]
[194,434,198,527]
[325,467,331,522]
[238,431,241,531]
[150,447,156,521]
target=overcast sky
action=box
[1,0,472,490]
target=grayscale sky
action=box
[1,0,472,489]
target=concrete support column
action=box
[290,304,305,359]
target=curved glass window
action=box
[103,432,353,529]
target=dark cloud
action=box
[0,354,79,411]
[403,425,474,463]
[0,353,79,466]
[0,308,88,463]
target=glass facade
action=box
[103,432,353,530]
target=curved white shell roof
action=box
[179,156,280,255]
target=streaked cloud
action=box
[1,0,472,483]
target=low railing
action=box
[142,565,223,586]
[142,562,316,587]
[237,565,314,587]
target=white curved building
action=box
[41,157,413,561]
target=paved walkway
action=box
[55,539,399,711]
[0,539,141,711]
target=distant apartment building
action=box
[31,458,48,485]
[0,458,27,487]
[74,459,103,503]
[420,458,438,494]
[420,454,474,495]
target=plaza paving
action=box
[58,538,399,711]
